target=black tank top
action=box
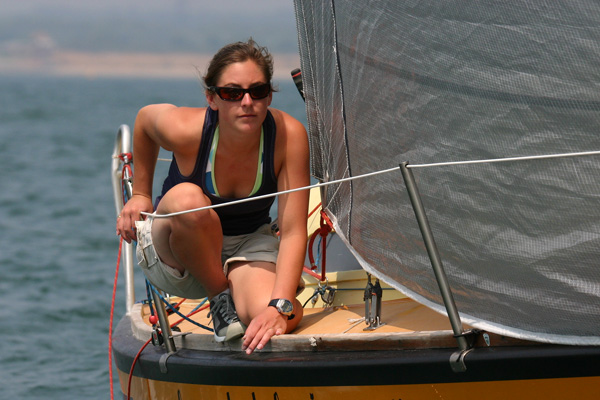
[156,108,278,235]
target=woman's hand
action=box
[241,306,288,355]
[116,194,153,243]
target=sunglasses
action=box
[208,83,272,101]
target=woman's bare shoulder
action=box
[155,105,206,129]
[139,105,208,151]
[269,108,306,138]
[270,108,309,176]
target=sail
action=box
[293,0,600,344]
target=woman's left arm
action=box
[241,111,310,354]
[271,113,310,305]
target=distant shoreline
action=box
[0,50,301,80]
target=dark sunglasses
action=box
[208,83,271,101]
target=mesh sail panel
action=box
[294,0,600,344]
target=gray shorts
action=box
[135,216,279,299]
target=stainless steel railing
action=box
[111,124,135,313]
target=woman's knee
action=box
[154,185,221,237]
[287,299,303,332]
[158,183,217,224]
[163,183,209,209]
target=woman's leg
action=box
[227,261,303,332]
[151,182,228,298]
[148,182,244,342]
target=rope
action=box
[111,153,168,162]
[308,201,322,218]
[123,294,209,399]
[302,266,324,281]
[124,301,208,399]
[306,211,334,281]
[142,166,400,219]
[110,155,133,399]
[121,164,132,205]
[171,301,210,328]
[112,154,171,163]
[127,338,152,400]
[118,152,132,163]
[343,318,366,333]
[148,283,213,331]
[142,149,600,220]
[108,236,123,400]
[407,150,600,169]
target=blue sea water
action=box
[0,74,306,399]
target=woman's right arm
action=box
[116,104,176,243]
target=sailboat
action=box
[111,1,600,398]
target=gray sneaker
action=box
[208,289,245,342]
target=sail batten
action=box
[294,0,600,345]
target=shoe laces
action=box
[208,293,240,325]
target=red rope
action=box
[308,201,321,218]
[307,229,321,270]
[111,152,135,399]
[110,152,132,399]
[118,152,133,163]
[171,303,210,328]
[318,211,333,281]
[108,236,123,400]
[125,300,210,398]
[127,338,152,400]
[302,266,324,280]
[121,164,132,205]
[305,210,334,281]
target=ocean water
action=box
[0,74,306,399]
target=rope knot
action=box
[119,152,133,163]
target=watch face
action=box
[277,299,293,314]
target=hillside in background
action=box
[0,0,298,53]
[0,1,300,78]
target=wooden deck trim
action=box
[129,298,535,353]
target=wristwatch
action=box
[268,298,295,320]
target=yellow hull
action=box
[119,370,600,400]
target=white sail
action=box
[294,0,600,344]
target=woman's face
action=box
[207,60,272,135]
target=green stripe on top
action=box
[249,127,264,196]
[205,125,264,197]
[206,125,220,196]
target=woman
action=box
[116,39,309,355]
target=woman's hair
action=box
[203,38,274,89]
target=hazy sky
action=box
[0,0,294,14]
[0,0,300,54]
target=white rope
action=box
[112,155,172,162]
[142,166,401,218]
[140,150,600,219]
[407,150,600,169]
